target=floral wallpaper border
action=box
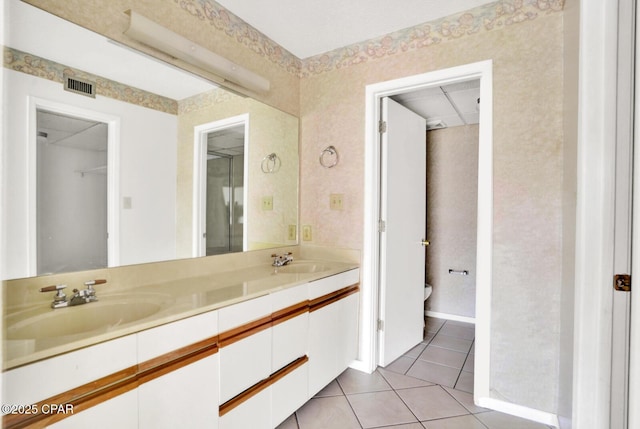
[4,47,178,115]
[173,0,564,78]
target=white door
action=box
[378,97,427,366]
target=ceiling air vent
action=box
[63,74,96,98]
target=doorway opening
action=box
[193,114,249,257]
[359,60,493,408]
[28,97,120,276]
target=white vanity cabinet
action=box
[137,310,219,429]
[3,266,360,429]
[308,269,360,397]
[218,283,310,429]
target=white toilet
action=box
[423,284,432,326]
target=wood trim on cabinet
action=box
[271,301,309,326]
[218,356,309,417]
[218,314,272,348]
[3,336,219,429]
[309,284,360,312]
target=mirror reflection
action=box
[2,0,299,280]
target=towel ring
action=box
[261,153,281,173]
[320,145,339,168]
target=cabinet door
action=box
[139,354,219,429]
[308,291,360,397]
[308,299,343,396]
[48,390,137,429]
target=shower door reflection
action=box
[205,125,245,255]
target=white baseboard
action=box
[426,311,476,324]
[476,397,560,428]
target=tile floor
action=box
[277,317,553,429]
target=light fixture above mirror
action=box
[124,10,270,94]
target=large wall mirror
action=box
[2,0,299,280]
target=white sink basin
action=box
[5,294,171,340]
[275,262,331,274]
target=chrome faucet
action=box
[40,279,107,309]
[271,252,294,267]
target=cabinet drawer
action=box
[218,294,271,332]
[271,361,308,427]
[139,354,219,429]
[219,387,271,429]
[272,312,308,372]
[308,269,359,300]
[3,334,137,407]
[219,328,271,403]
[137,310,218,362]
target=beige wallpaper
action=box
[426,126,479,319]
[299,14,564,414]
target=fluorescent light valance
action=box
[124,10,270,94]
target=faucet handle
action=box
[40,284,66,293]
[84,279,107,287]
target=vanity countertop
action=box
[3,260,359,370]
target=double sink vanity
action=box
[2,248,360,428]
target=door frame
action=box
[27,96,120,273]
[359,60,493,403]
[192,114,249,257]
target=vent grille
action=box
[63,74,96,98]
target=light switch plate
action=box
[288,225,297,241]
[262,196,273,211]
[302,225,312,241]
[329,193,344,210]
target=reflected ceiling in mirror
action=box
[2,0,299,280]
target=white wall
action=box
[3,69,178,279]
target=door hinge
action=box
[614,274,631,292]
[377,319,384,331]
[378,220,386,232]
[379,120,387,134]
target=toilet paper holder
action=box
[448,269,469,276]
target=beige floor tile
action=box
[430,335,473,353]
[396,385,469,421]
[314,379,343,397]
[422,414,488,429]
[475,411,552,429]
[384,356,416,374]
[462,353,475,373]
[418,346,467,369]
[439,324,476,340]
[379,367,435,390]
[404,342,428,358]
[442,387,489,414]
[406,360,460,387]
[426,318,445,334]
[454,371,474,393]
[296,396,361,429]
[337,368,392,394]
[347,390,418,428]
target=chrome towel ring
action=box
[320,145,339,168]
[261,153,281,173]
